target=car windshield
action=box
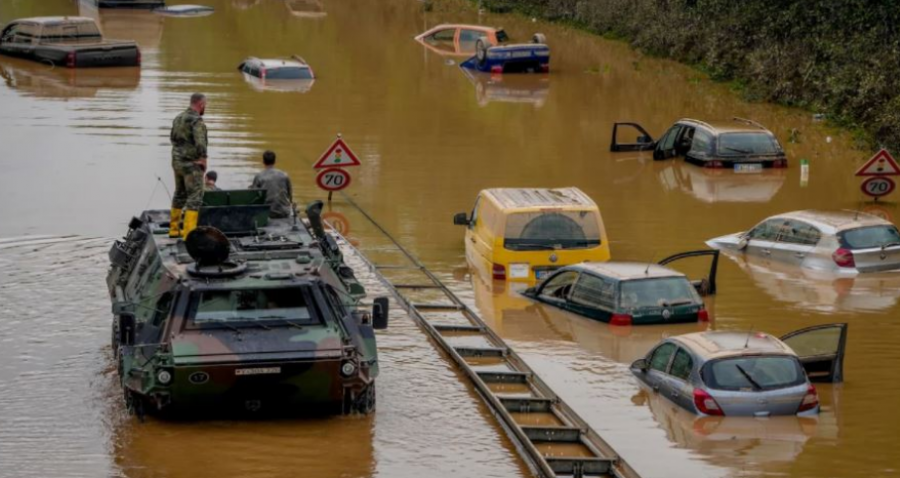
[504,210,601,250]
[189,288,319,327]
[703,356,805,391]
[839,225,900,249]
[718,133,781,156]
[619,277,699,309]
[265,66,313,80]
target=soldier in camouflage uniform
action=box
[169,93,208,239]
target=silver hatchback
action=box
[707,210,900,273]
[631,324,847,417]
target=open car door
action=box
[780,323,847,383]
[658,249,720,295]
[611,122,655,152]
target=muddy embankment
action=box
[481,0,900,149]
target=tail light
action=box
[136,47,142,67]
[610,313,632,326]
[490,65,503,74]
[797,384,819,413]
[772,158,788,168]
[832,248,856,268]
[65,51,76,68]
[492,263,506,281]
[260,67,267,79]
[693,388,724,416]
[705,160,723,169]
[540,63,550,72]
[698,309,710,322]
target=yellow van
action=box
[453,188,610,283]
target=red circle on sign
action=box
[322,211,350,236]
[316,168,351,191]
[860,176,895,198]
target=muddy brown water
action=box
[1,0,899,477]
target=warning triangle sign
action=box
[856,149,900,177]
[313,137,361,169]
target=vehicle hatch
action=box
[702,355,809,416]
[838,225,900,272]
[503,210,601,251]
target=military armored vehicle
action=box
[106,190,388,417]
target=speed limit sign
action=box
[316,168,351,192]
[861,176,895,198]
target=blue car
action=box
[460,34,550,74]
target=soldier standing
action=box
[250,150,294,219]
[169,93,208,239]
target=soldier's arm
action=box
[193,120,208,158]
[285,176,293,201]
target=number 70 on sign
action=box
[316,167,352,192]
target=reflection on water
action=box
[657,160,788,204]
[0,57,140,99]
[461,68,549,108]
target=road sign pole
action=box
[328,191,333,202]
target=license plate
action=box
[235,367,281,376]
[509,263,530,279]
[511,50,534,58]
[734,163,763,173]
[535,269,552,280]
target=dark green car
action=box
[522,253,718,326]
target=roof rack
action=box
[678,118,714,131]
[732,117,766,129]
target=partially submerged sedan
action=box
[631,324,847,416]
[707,210,900,273]
[521,251,718,326]
[414,24,509,56]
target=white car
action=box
[707,210,900,274]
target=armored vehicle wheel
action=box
[343,383,376,415]
[475,39,488,65]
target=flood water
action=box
[1,0,899,477]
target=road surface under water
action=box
[0,0,898,477]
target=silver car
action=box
[706,210,900,273]
[630,323,847,417]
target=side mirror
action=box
[631,358,649,373]
[118,313,136,346]
[372,297,389,330]
[637,134,653,144]
[737,234,749,250]
[453,212,469,226]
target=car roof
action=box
[423,24,498,33]
[673,331,795,360]
[243,57,310,68]
[571,262,685,281]
[773,209,890,233]
[483,187,596,210]
[13,16,95,25]
[678,118,773,134]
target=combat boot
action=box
[181,210,199,239]
[168,208,182,238]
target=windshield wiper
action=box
[735,364,763,390]
[508,242,558,250]
[881,242,900,249]
[660,299,694,307]
[723,146,752,154]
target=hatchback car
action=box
[414,24,509,56]
[611,118,787,170]
[238,56,315,81]
[521,251,718,325]
[631,323,847,416]
[707,210,900,273]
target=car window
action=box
[778,220,822,246]
[748,219,786,241]
[189,288,319,327]
[718,133,782,155]
[839,225,900,249]
[782,327,842,357]
[504,211,601,250]
[703,356,805,391]
[429,28,456,42]
[538,271,579,300]
[689,129,714,155]
[569,273,617,309]
[670,348,693,380]
[495,29,509,43]
[649,343,677,372]
[459,29,484,43]
[658,125,682,152]
[619,277,700,309]
[265,67,313,80]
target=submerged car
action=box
[460,34,549,74]
[153,5,215,17]
[238,56,314,81]
[521,251,718,326]
[453,187,610,284]
[611,118,787,170]
[90,0,165,8]
[631,323,847,416]
[107,192,388,417]
[414,24,509,56]
[707,210,900,274]
[0,17,141,68]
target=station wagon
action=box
[611,118,787,170]
[522,252,717,326]
[707,210,900,274]
[631,324,847,416]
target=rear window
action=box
[40,22,102,42]
[839,225,900,249]
[619,277,700,309]
[718,133,782,156]
[504,210,601,250]
[189,288,319,327]
[702,356,805,391]
[265,67,313,80]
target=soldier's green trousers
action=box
[171,158,205,211]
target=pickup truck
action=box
[0,17,140,68]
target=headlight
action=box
[341,362,357,377]
[157,369,172,385]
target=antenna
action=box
[744,326,754,348]
[645,251,656,275]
